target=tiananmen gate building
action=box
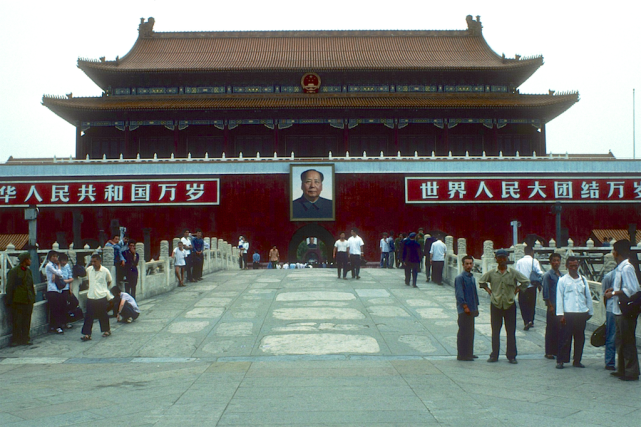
[1,15,639,261]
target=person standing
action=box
[172,241,188,287]
[555,256,594,369]
[601,269,617,370]
[387,231,395,269]
[333,233,349,279]
[515,246,544,330]
[122,241,139,298]
[604,239,640,381]
[394,233,404,268]
[542,253,562,360]
[45,251,67,334]
[479,249,530,364]
[269,246,280,269]
[402,232,421,287]
[238,236,249,270]
[424,234,437,282]
[81,254,113,341]
[181,229,194,282]
[5,252,35,346]
[379,232,391,269]
[347,228,364,279]
[429,238,447,285]
[105,234,126,286]
[416,229,425,272]
[455,256,480,361]
[191,230,204,281]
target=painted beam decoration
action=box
[0,179,219,207]
[405,177,641,204]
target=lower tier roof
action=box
[43,92,578,125]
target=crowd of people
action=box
[454,239,639,382]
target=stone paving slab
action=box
[0,268,638,426]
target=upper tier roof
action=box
[78,16,543,89]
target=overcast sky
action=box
[1,0,639,161]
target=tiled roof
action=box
[79,31,541,73]
[43,92,578,113]
[591,230,641,245]
[0,234,28,251]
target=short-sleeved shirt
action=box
[601,270,616,312]
[430,240,447,261]
[334,240,349,253]
[380,238,391,253]
[173,247,187,266]
[612,259,641,315]
[86,265,113,300]
[120,292,140,314]
[347,236,364,255]
[479,267,530,309]
[46,261,64,293]
[180,237,192,255]
[542,269,562,306]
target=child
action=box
[172,241,187,287]
[110,286,140,323]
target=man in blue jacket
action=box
[402,232,422,288]
[455,255,479,361]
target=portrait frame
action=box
[290,164,335,221]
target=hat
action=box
[18,252,31,262]
[495,249,509,257]
[409,232,417,238]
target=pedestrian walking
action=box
[347,228,364,279]
[379,232,391,268]
[402,232,421,287]
[333,232,349,279]
[515,246,544,330]
[429,238,447,285]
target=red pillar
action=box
[343,126,349,155]
[273,127,279,156]
[394,125,399,155]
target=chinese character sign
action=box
[405,177,641,203]
[0,179,220,207]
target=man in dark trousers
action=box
[5,252,36,346]
[402,232,422,288]
[455,255,479,361]
[479,249,530,364]
[122,240,140,298]
[604,240,640,381]
[542,252,562,360]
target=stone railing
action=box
[0,237,236,348]
[442,236,640,340]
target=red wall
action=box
[2,173,639,260]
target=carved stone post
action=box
[481,240,494,274]
[586,238,594,249]
[204,237,211,273]
[567,238,574,248]
[159,240,169,261]
[445,236,454,253]
[103,245,115,283]
[514,243,525,263]
[136,242,145,296]
[549,239,556,248]
[457,238,467,276]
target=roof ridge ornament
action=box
[139,17,155,38]
[466,15,482,36]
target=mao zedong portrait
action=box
[292,169,333,219]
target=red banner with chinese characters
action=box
[405,177,641,204]
[0,179,219,207]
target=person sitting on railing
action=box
[5,252,35,346]
[110,286,140,323]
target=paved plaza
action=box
[0,268,638,426]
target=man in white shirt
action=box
[604,240,640,381]
[333,232,349,279]
[379,232,391,269]
[81,254,113,341]
[555,256,593,369]
[181,229,194,282]
[429,238,447,285]
[347,228,364,279]
[515,246,544,330]
[172,241,188,287]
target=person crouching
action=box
[110,286,140,323]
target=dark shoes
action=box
[508,359,518,364]
[573,362,585,368]
[544,354,556,360]
[487,357,498,363]
[610,371,623,377]
[524,322,533,331]
[556,363,564,369]
[457,356,475,361]
[412,285,418,288]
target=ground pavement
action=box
[0,268,638,426]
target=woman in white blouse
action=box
[556,256,594,369]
